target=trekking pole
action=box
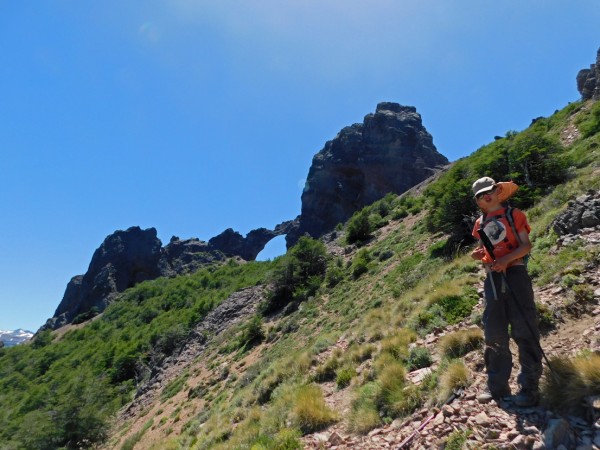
[478,228,555,374]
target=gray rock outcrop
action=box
[552,190,600,236]
[577,46,600,101]
[209,219,297,261]
[287,102,448,246]
[42,221,292,331]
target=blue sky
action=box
[1,1,599,331]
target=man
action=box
[470,177,542,407]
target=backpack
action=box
[480,204,530,267]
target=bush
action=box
[578,100,600,138]
[262,237,328,314]
[434,288,479,324]
[346,209,372,244]
[313,357,341,383]
[325,258,345,288]
[73,306,100,324]
[351,248,371,279]
[238,315,265,350]
[380,329,417,361]
[375,361,421,418]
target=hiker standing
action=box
[470,177,542,407]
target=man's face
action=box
[475,187,499,208]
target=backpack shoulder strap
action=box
[506,205,524,244]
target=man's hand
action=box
[471,247,485,260]
[491,256,510,272]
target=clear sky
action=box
[1,1,599,331]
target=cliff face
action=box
[287,102,448,246]
[577,46,600,101]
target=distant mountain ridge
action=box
[0,329,33,347]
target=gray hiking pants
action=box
[482,265,542,395]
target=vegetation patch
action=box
[542,353,600,415]
[437,360,471,403]
[438,328,484,359]
[292,384,338,433]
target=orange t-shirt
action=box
[472,207,530,264]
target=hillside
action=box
[105,100,600,450]
[1,79,600,450]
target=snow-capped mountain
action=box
[0,329,34,347]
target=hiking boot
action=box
[477,387,511,404]
[513,389,539,407]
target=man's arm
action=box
[491,229,532,272]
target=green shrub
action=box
[313,357,341,383]
[437,360,470,403]
[325,258,345,287]
[336,367,356,389]
[375,361,421,418]
[73,306,100,324]
[409,304,448,336]
[346,209,373,244]
[351,248,371,279]
[434,288,479,324]
[406,347,433,371]
[238,315,265,350]
[542,353,600,414]
[261,237,328,314]
[380,329,416,361]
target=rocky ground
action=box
[301,229,600,450]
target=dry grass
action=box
[292,384,338,433]
[348,382,381,434]
[542,353,600,414]
[437,360,470,403]
[375,360,421,417]
[380,328,417,360]
[438,328,484,359]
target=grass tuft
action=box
[542,353,600,414]
[437,360,470,403]
[380,328,417,361]
[292,384,338,433]
[438,328,484,359]
[348,382,381,434]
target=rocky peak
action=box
[577,46,600,101]
[42,220,295,331]
[286,102,448,246]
